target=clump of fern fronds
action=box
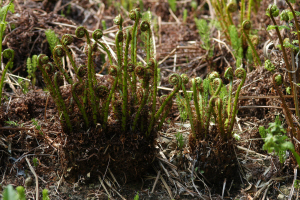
[180,67,246,142]
[37,9,181,136]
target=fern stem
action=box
[272,73,298,140]
[54,72,72,132]
[216,98,225,138]
[242,28,261,66]
[205,78,222,136]
[240,0,245,28]
[95,41,113,65]
[192,78,201,126]
[247,0,253,20]
[72,84,89,128]
[182,80,195,136]
[132,68,150,132]
[87,45,98,125]
[130,11,141,103]
[53,55,73,84]
[157,101,172,131]
[148,74,182,135]
[150,60,158,131]
[228,68,246,133]
[121,29,131,132]
[103,73,119,130]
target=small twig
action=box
[108,169,120,188]
[25,157,39,200]
[213,38,236,61]
[152,165,173,199]
[239,105,295,110]
[237,145,267,158]
[44,92,50,121]
[168,8,180,24]
[151,170,160,193]
[288,166,298,200]
[222,178,226,199]
[98,176,112,199]
[191,160,202,198]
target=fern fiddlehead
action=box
[140,20,151,63]
[0,49,14,105]
[61,34,79,80]
[53,45,73,84]
[241,20,261,66]
[267,4,293,91]
[226,1,237,25]
[92,29,113,65]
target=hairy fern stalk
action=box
[37,9,181,136]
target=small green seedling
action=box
[33,157,38,168]
[134,192,139,200]
[259,116,300,165]
[175,132,184,150]
[5,120,19,126]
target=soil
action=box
[1,0,300,199]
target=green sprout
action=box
[259,116,300,165]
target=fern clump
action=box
[179,67,246,183]
[37,8,181,180]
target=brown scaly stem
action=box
[269,10,293,92]
[272,73,299,140]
